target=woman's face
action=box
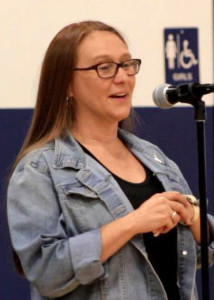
[69,30,136,126]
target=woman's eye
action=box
[98,63,113,71]
[123,62,130,68]
[123,60,133,68]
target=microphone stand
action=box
[193,99,210,300]
[171,83,210,300]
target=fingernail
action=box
[153,232,160,237]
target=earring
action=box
[66,96,74,107]
[66,96,72,102]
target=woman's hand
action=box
[131,191,194,236]
[153,193,196,236]
[100,191,200,262]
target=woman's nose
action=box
[113,66,128,83]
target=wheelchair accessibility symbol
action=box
[165,34,198,70]
[164,28,199,85]
[179,40,198,69]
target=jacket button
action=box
[182,250,188,256]
[153,152,163,164]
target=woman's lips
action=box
[109,93,128,100]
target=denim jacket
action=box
[7,129,214,300]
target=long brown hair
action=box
[10,20,136,276]
[15,21,128,165]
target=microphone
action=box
[153,83,214,109]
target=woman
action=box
[7,21,214,300]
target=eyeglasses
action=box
[74,58,141,79]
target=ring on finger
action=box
[171,211,177,219]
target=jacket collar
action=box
[52,129,167,173]
[52,133,86,169]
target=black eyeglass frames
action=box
[74,58,141,79]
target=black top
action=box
[114,170,180,300]
[79,143,180,300]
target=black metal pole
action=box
[194,100,210,300]
[196,121,210,300]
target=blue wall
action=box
[1,107,213,299]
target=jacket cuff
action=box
[196,214,214,267]
[208,214,214,254]
[208,214,214,241]
[69,228,105,284]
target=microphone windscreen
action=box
[152,83,173,109]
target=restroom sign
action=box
[164,28,199,85]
